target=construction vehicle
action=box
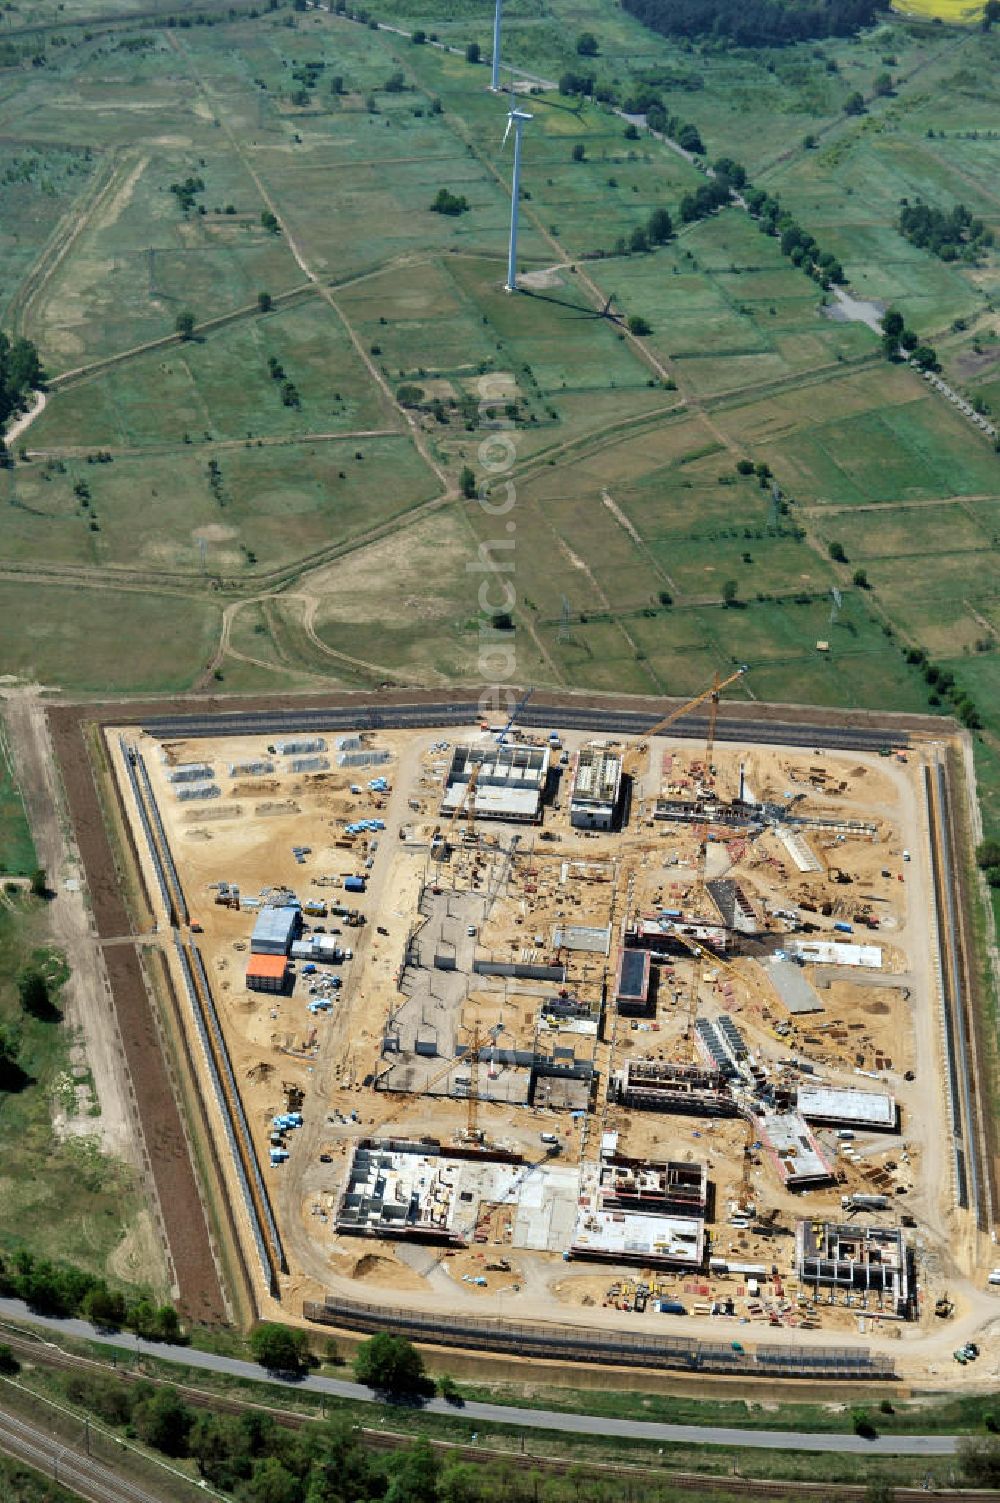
[934,1292,955,1318]
[496,686,533,746]
[435,762,482,860]
[626,665,749,781]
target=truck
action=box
[833,921,854,934]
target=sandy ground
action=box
[102,715,1000,1379]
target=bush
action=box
[465,41,480,62]
[576,30,598,53]
[627,314,652,336]
[828,541,847,562]
[572,143,586,162]
[430,188,469,216]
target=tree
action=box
[261,210,280,233]
[976,839,1000,870]
[353,1332,426,1394]
[576,30,598,53]
[913,344,939,372]
[960,1433,1000,1485]
[624,122,639,140]
[29,868,47,898]
[648,206,673,244]
[828,541,847,562]
[658,589,673,606]
[985,0,1000,28]
[465,40,480,62]
[572,142,586,162]
[397,384,425,407]
[629,224,649,253]
[243,1456,301,1503]
[459,465,476,499]
[882,309,904,340]
[257,291,273,313]
[722,580,739,606]
[82,1285,127,1329]
[19,967,58,1022]
[251,1323,310,1373]
[676,122,704,153]
[437,1374,462,1403]
[735,459,754,476]
[175,310,195,340]
[627,314,652,335]
[411,27,426,43]
[134,1389,193,1456]
[0,1345,19,1375]
[874,71,893,96]
[386,1438,440,1503]
[844,91,865,115]
[853,568,870,588]
[0,1023,28,1093]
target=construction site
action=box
[100,678,995,1383]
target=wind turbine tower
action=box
[503,107,532,293]
[491,0,503,91]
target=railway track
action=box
[0,1331,985,1502]
[0,1404,168,1503]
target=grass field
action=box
[0,896,146,1278]
[0,0,997,775]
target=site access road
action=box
[0,1299,965,1457]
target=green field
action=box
[0,0,998,811]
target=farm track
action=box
[7,150,126,343]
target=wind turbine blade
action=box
[502,115,512,147]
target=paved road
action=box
[0,1299,960,1456]
[0,1400,167,1503]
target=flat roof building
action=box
[615,948,651,1015]
[796,1221,912,1318]
[569,747,622,830]
[441,744,549,823]
[570,1206,704,1268]
[593,1154,708,1217]
[251,905,301,956]
[756,1109,835,1190]
[246,953,290,994]
[797,1085,897,1132]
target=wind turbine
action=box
[502,107,531,293]
[491,0,503,91]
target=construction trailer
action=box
[569,747,622,831]
[246,953,290,994]
[796,1221,913,1318]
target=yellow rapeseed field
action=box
[891,0,983,20]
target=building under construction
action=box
[572,1151,706,1268]
[795,1221,912,1318]
[441,744,549,823]
[569,746,622,831]
[611,1059,739,1118]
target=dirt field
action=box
[36,683,1000,1382]
[46,705,226,1323]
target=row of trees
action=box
[899,198,994,265]
[0,1249,180,1339]
[0,330,44,444]
[743,188,846,287]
